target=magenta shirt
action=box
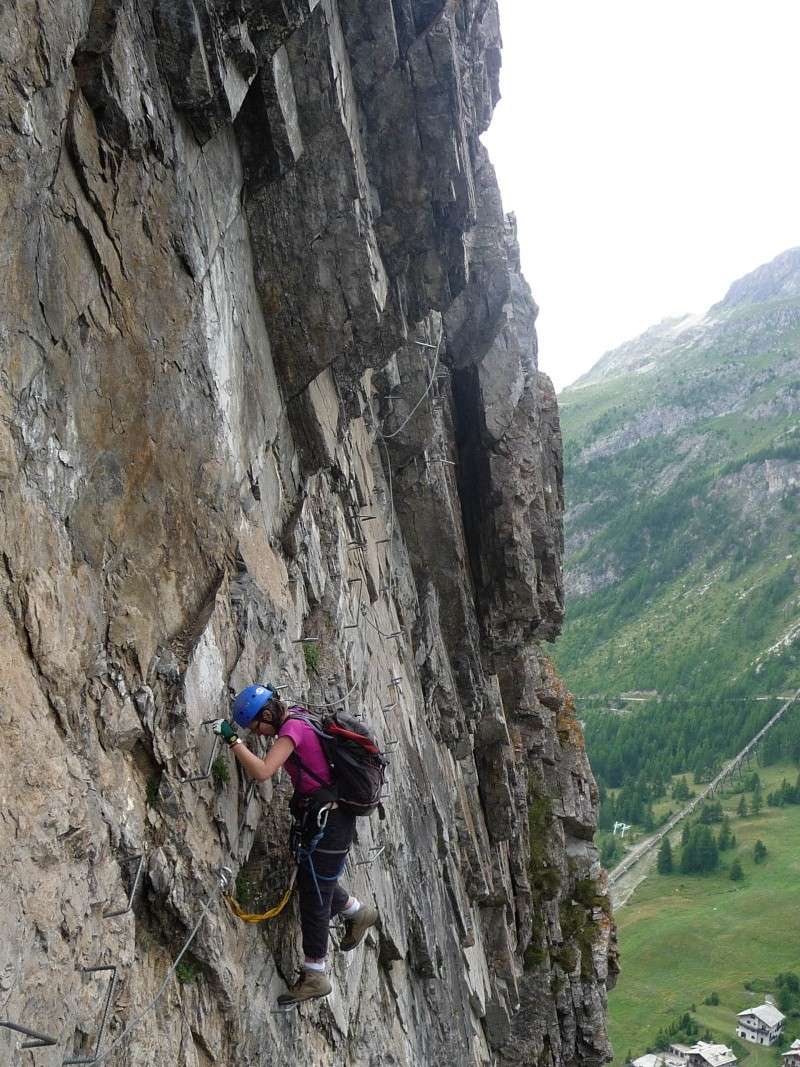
[278,713,334,796]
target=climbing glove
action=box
[212,719,240,746]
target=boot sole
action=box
[275,994,330,1011]
[340,931,374,951]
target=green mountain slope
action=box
[554,248,800,704]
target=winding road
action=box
[607,687,800,901]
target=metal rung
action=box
[0,1022,57,1049]
[62,965,117,1065]
[375,539,390,545]
[179,733,221,785]
[103,854,145,919]
[356,845,386,866]
[415,340,438,349]
[344,578,364,630]
[293,637,320,643]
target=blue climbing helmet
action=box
[232,684,275,728]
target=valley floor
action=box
[608,763,800,1065]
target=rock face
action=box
[0,3,615,1065]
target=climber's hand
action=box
[211,719,239,746]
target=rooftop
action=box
[669,1042,736,1067]
[632,1055,685,1067]
[693,1041,738,1067]
[737,1003,786,1028]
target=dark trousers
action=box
[296,806,356,960]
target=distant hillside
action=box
[554,248,800,706]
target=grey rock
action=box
[0,2,613,1066]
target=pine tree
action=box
[717,817,734,851]
[657,837,673,875]
[697,826,719,871]
[737,795,748,817]
[751,791,762,816]
[753,839,768,864]
[730,859,744,881]
[672,777,691,801]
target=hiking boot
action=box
[276,970,332,1007]
[339,904,379,951]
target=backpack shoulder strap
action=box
[284,709,329,738]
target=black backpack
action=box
[287,711,387,818]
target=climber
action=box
[212,684,379,1007]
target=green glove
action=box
[212,719,239,746]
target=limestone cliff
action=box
[0,2,616,1064]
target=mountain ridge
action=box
[715,245,800,311]
[554,247,800,704]
[571,247,800,391]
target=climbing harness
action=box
[294,802,340,907]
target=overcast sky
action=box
[482,1,800,391]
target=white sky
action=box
[482,1,800,391]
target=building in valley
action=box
[670,1041,737,1067]
[736,1003,786,1046]
[632,1043,737,1067]
[782,1039,800,1067]
[631,1054,683,1067]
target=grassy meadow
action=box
[608,763,800,1065]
